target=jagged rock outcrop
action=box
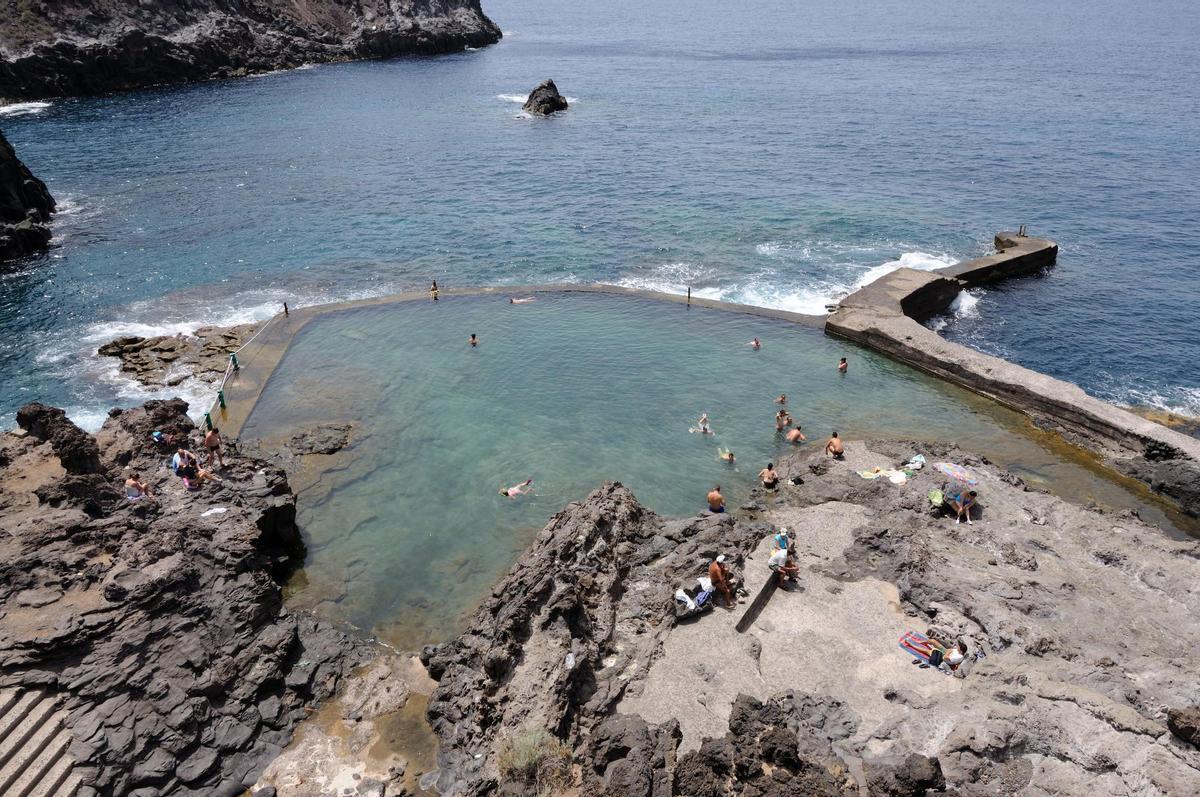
[0,399,375,796]
[521,78,568,115]
[98,323,261,388]
[0,129,55,260]
[420,483,771,794]
[0,0,502,101]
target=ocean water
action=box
[1,0,1199,429]
[239,293,1196,648]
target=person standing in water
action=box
[786,425,806,443]
[500,479,534,497]
[759,462,780,490]
[430,281,439,301]
[707,485,725,513]
[469,333,478,347]
[775,409,792,431]
[775,394,787,405]
[838,357,848,373]
[825,431,845,459]
[749,337,761,350]
[718,448,736,464]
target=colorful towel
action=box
[899,630,941,664]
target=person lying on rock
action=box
[124,473,155,502]
[708,555,735,608]
[947,489,978,525]
[768,547,800,587]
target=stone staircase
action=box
[0,688,81,797]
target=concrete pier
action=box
[826,232,1200,515]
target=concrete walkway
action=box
[0,687,80,797]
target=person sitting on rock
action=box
[203,427,225,469]
[759,463,780,490]
[768,547,800,586]
[707,485,725,513]
[708,555,735,608]
[825,431,844,459]
[125,473,154,502]
[947,489,978,525]
[944,639,968,670]
[172,448,221,490]
[786,425,806,444]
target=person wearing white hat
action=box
[708,554,734,608]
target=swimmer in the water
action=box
[749,337,761,350]
[510,297,536,304]
[775,394,787,405]
[838,357,848,373]
[695,413,713,434]
[775,409,792,431]
[718,448,736,464]
[469,333,478,347]
[499,479,534,497]
[430,280,439,301]
[786,426,806,444]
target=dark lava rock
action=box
[0,130,55,261]
[1167,706,1200,749]
[1116,454,1200,518]
[522,79,569,115]
[0,399,374,795]
[864,753,946,796]
[0,0,503,101]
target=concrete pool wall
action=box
[210,234,1199,517]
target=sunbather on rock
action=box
[708,555,735,608]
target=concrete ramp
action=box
[0,688,80,797]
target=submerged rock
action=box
[0,129,55,261]
[522,79,569,115]
[0,0,503,101]
[0,399,375,795]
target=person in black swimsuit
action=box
[759,462,780,490]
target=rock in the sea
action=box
[0,0,502,101]
[0,398,375,795]
[0,129,55,261]
[522,79,569,115]
[97,323,262,388]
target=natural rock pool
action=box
[239,292,1194,649]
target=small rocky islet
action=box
[0,128,55,261]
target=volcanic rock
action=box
[0,398,375,796]
[0,129,55,260]
[0,0,503,101]
[522,79,568,115]
[97,323,261,388]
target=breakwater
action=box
[826,232,1200,516]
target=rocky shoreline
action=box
[0,129,55,261]
[97,323,263,389]
[0,0,502,102]
[417,441,1200,795]
[0,399,376,796]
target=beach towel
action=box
[899,631,950,671]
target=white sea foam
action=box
[949,288,982,319]
[0,101,51,117]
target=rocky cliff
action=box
[0,128,54,261]
[0,0,502,101]
[0,399,374,796]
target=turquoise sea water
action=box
[1,0,1199,429]
[240,294,1193,648]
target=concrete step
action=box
[0,691,40,750]
[56,771,83,797]
[24,750,76,797]
[6,727,71,797]
[0,689,21,719]
[0,694,54,772]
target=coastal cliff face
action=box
[0,129,54,260]
[0,399,373,796]
[421,445,1200,795]
[0,0,502,101]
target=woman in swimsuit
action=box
[759,463,779,490]
[125,473,154,501]
[500,479,534,497]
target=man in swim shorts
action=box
[825,431,844,459]
[203,426,225,469]
[708,554,735,608]
[786,426,806,443]
[707,485,725,513]
[759,463,779,490]
[469,333,478,347]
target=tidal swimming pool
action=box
[240,292,1195,649]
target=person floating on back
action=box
[500,479,534,497]
[786,425,806,443]
[469,333,478,347]
[707,485,725,513]
[693,412,713,435]
[838,357,848,373]
[825,431,844,459]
